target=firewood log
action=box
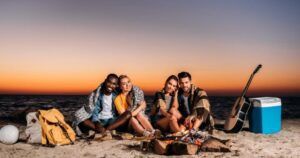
[171,141,199,155]
[153,139,173,155]
[200,137,231,152]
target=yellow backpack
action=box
[38,108,76,145]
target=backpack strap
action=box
[56,118,74,145]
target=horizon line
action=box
[1,92,299,97]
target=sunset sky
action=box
[0,1,299,96]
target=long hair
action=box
[118,75,130,86]
[163,75,179,95]
[118,75,134,106]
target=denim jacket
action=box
[91,92,117,122]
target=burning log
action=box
[140,130,231,155]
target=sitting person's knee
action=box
[169,115,177,121]
[169,108,175,114]
[136,112,146,121]
[129,117,136,124]
[136,112,142,119]
[195,117,202,122]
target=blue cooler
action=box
[249,97,281,134]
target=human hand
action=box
[174,89,178,98]
[184,116,194,129]
[95,122,105,133]
[159,99,167,111]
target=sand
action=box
[0,119,299,158]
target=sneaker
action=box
[81,130,96,139]
[94,130,112,141]
[101,131,113,141]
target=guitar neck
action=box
[240,65,262,98]
[240,73,255,98]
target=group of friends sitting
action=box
[73,71,215,138]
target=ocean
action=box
[0,95,299,125]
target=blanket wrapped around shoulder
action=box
[74,84,102,125]
[126,85,145,112]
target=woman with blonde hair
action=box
[114,75,157,137]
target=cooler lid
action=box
[249,97,281,107]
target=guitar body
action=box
[223,64,262,133]
[224,97,251,133]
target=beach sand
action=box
[0,119,299,158]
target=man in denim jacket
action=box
[74,74,119,135]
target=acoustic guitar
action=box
[224,64,262,133]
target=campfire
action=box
[140,130,231,155]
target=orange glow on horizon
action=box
[1,2,299,96]
[1,68,299,96]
